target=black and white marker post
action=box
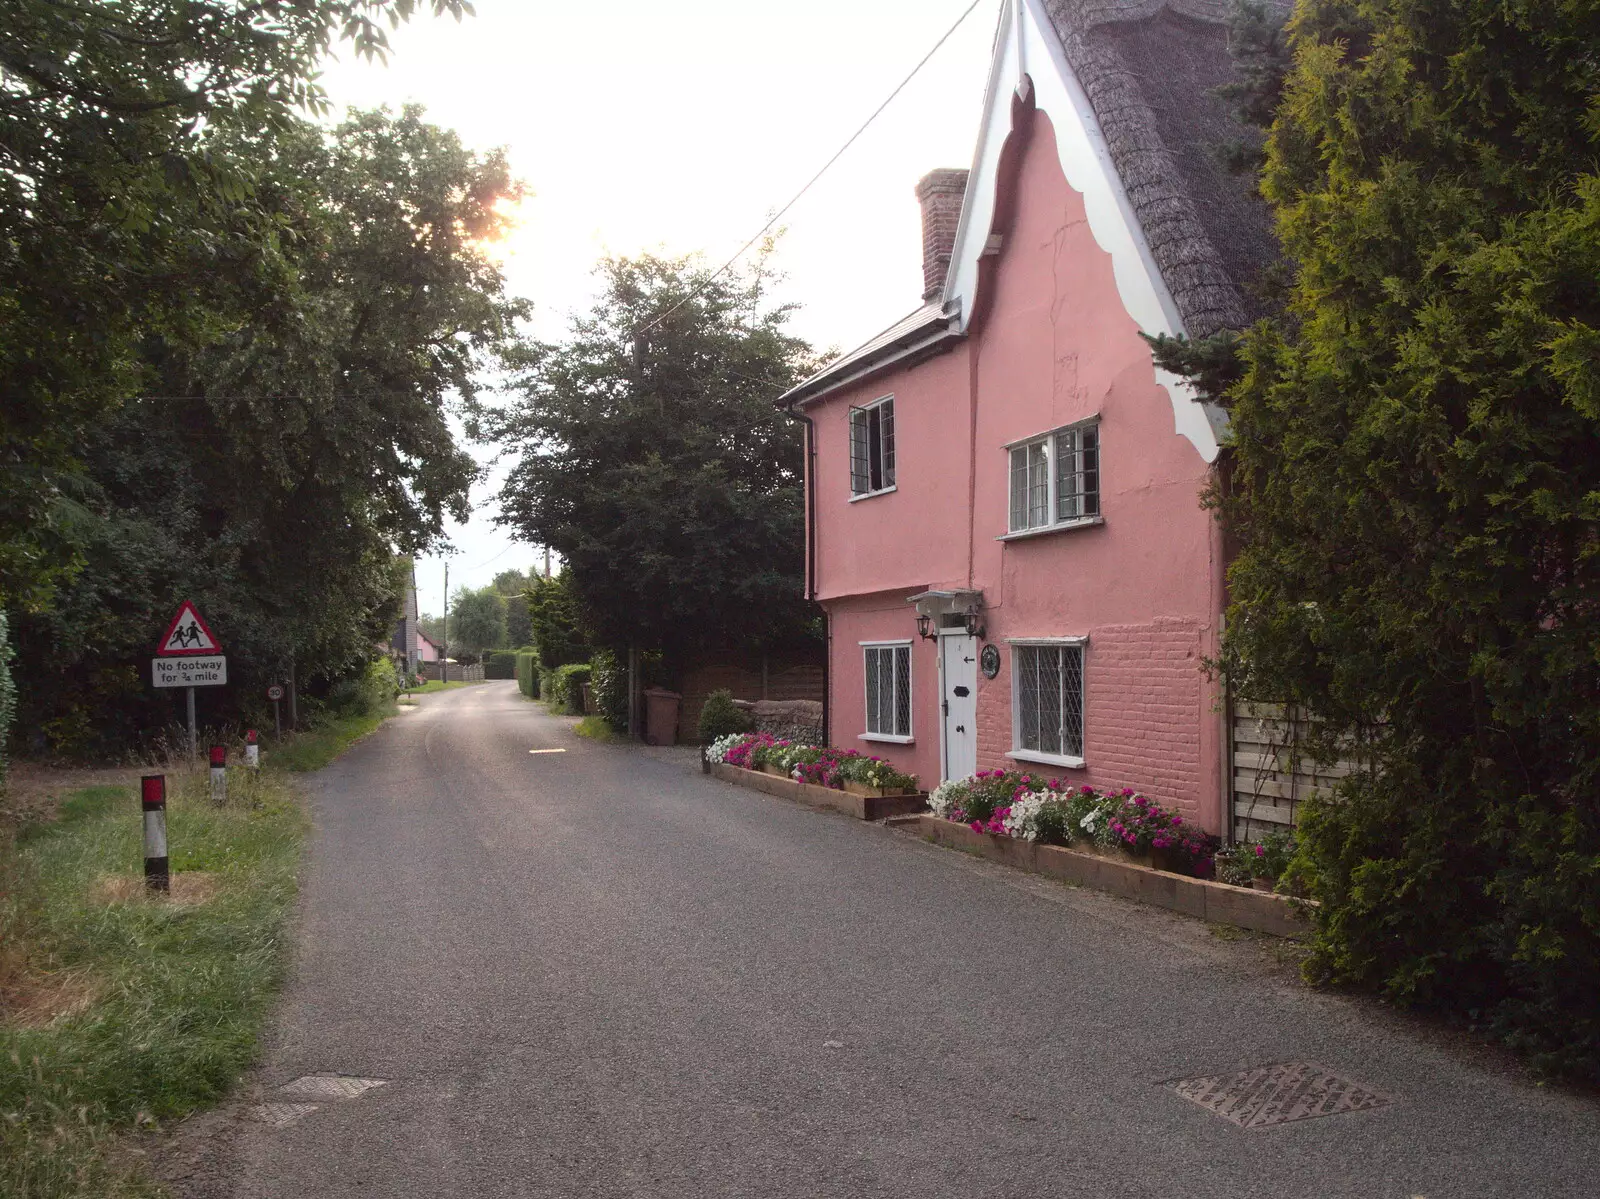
[244,729,259,769]
[141,775,170,893]
[209,744,227,805]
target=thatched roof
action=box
[1043,0,1286,337]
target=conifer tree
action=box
[1216,0,1600,1077]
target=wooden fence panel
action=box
[1230,702,1371,842]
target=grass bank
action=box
[0,767,305,1197]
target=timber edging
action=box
[910,815,1310,938]
[708,762,928,821]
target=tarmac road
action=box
[202,681,1598,1198]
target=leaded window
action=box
[1013,642,1084,760]
[1007,421,1100,532]
[850,397,896,496]
[863,642,912,738]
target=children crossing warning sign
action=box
[157,601,221,656]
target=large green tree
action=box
[447,586,506,658]
[0,0,472,608]
[488,253,820,671]
[492,568,534,648]
[1212,0,1600,1077]
[7,105,524,753]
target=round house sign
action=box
[980,644,1001,679]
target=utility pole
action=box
[543,544,552,579]
[441,559,450,685]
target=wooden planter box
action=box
[911,815,1310,938]
[842,779,917,799]
[710,762,927,821]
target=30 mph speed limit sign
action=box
[267,684,285,701]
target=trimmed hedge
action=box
[515,650,539,698]
[485,651,517,680]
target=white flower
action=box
[705,732,746,765]
[928,777,972,819]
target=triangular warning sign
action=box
[157,601,222,656]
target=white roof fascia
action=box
[785,320,959,409]
[942,0,1226,462]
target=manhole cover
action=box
[279,1075,388,1100]
[251,1102,320,1128]
[1169,1062,1391,1129]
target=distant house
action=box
[390,573,422,675]
[777,0,1277,833]
[417,629,441,664]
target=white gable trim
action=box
[944,0,1226,462]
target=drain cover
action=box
[251,1102,320,1128]
[279,1075,387,1100]
[1169,1062,1391,1129]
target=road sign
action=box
[157,601,222,656]
[266,684,284,701]
[152,656,227,688]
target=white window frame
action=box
[1006,636,1087,769]
[848,395,897,500]
[859,639,913,743]
[1000,417,1101,538]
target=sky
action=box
[317,0,1003,612]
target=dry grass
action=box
[91,870,220,907]
[1,965,102,1030]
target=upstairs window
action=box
[1007,420,1099,533]
[850,396,896,497]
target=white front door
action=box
[939,632,979,782]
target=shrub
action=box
[325,658,398,719]
[484,651,518,680]
[588,649,628,733]
[696,689,751,743]
[548,663,591,714]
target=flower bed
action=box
[707,732,919,796]
[928,771,1218,878]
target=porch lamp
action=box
[915,612,934,641]
[963,603,986,640]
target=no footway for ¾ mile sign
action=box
[152,601,227,688]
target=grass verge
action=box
[573,716,621,742]
[1,768,305,1197]
[261,705,395,773]
[402,679,479,697]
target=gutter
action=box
[778,317,962,411]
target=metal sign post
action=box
[267,684,284,738]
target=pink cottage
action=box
[778,0,1277,833]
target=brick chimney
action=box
[914,168,968,301]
